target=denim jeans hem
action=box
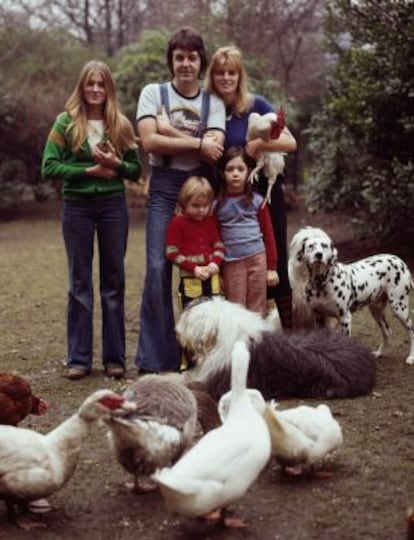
[66,361,92,370]
[103,360,125,368]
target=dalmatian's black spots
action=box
[289,226,414,364]
[394,271,401,286]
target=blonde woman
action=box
[42,60,141,380]
[206,46,297,328]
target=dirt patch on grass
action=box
[0,201,413,540]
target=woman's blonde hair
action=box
[205,46,252,116]
[65,60,136,154]
[176,176,214,215]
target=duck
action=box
[263,400,343,476]
[218,387,266,422]
[0,373,51,516]
[152,341,271,528]
[0,389,136,529]
[0,372,49,426]
[105,375,220,494]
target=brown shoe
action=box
[66,367,90,380]
[104,365,125,379]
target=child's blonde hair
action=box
[176,176,214,215]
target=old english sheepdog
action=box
[288,226,414,365]
[176,296,376,401]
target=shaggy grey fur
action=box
[192,328,376,401]
[179,298,376,401]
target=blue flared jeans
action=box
[136,166,203,372]
[62,194,128,370]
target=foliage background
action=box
[0,2,413,533]
[0,0,413,243]
[307,0,414,240]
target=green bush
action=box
[306,0,414,240]
[358,160,414,239]
[0,160,27,219]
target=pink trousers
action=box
[222,251,267,315]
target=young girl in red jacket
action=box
[165,176,225,310]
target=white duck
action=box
[218,387,267,422]
[0,389,136,529]
[105,375,203,494]
[247,109,286,205]
[152,341,271,528]
[263,400,343,476]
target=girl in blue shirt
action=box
[206,46,297,327]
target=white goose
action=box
[105,375,201,493]
[218,388,267,422]
[263,400,343,476]
[0,389,136,529]
[152,341,271,528]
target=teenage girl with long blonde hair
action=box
[42,60,141,380]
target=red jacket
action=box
[165,214,225,274]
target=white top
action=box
[136,82,225,171]
[87,119,105,148]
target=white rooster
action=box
[246,108,286,205]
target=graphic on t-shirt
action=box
[170,107,200,136]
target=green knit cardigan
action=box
[41,112,141,199]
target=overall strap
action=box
[159,83,171,167]
[159,82,170,117]
[198,89,210,137]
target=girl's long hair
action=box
[216,146,255,206]
[65,60,136,154]
[205,46,252,116]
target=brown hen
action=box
[0,373,49,426]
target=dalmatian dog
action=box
[288,226,414,365]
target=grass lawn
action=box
[0,200,413,540]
